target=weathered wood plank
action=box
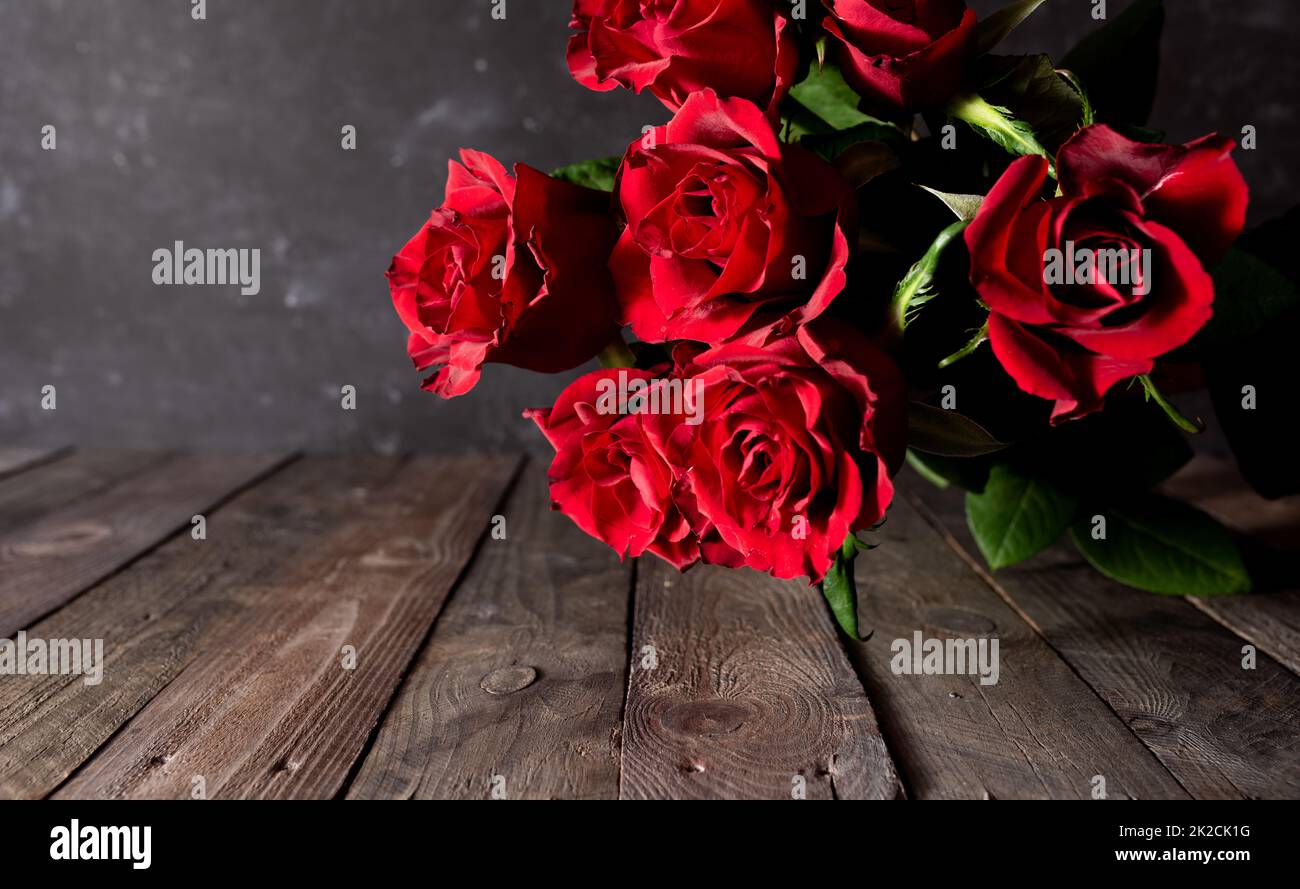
[54,455,519,800]
[847,490,1189,799]
[1161,455,1300,676]
[620,559,900,800]
[1162,455,1300,550]
[0,448,67,481]
[0,449,160,533]
[346,461,631,800]
[907,474,1300,800]
[0,456,402,799]
[0,452,290,639]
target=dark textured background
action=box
[1,0,1295,454]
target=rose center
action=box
[663,163,758,263]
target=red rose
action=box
[611,90,856,345]
[966,125,1249,422]
[822,0,976,116]
[388,149,619,398]
[567,0,797,115]
[665,322,906,581]
[525,368,706,570]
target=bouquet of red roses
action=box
[387,0,1296,637]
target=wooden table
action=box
[0,448,1296,799]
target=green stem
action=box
[906,450,951,489]
[1139,374,1203,434]
[890,218,970,341]
[598,339,637,369]
[938,321,989,369]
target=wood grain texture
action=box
[620,558,900,800]
[848,490,1189,800]
[0,448,67,481]
[1162,455,1300,551]
[54,455,519,800]
[907,474,1300,800]
[346,461,631,800]
[1161,455,1300,676]
[0,456,398,799]
[0,451,290,639]
[4,448,1293,801]
[0,449,159,533]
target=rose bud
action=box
[611,90,856,345]
[388,149,619,398]
[821,0,977,116]
[525,369,705,570]
[567,0,797,115]
[965,124,1249,423]
[665,321,906,582]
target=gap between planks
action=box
[345,459,632,800]
[1159,454,1300,678]
[845,485,1188,800]
[0,449,294,640]
[0,447,70,482]
[17,452,1279,800]
[904,472,1300,800]
[50,454,519,799]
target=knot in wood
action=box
[480,666,537,695]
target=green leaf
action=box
[1060,0,1164,126]
[551,156,621,192]
[908,402,1007,458]
[827,140,902,190]
[786,63,892,137]
[976,0,1052,56]
[967,464,1076,569]
[919,186,983,222]
[799,123,904,163]
[1055,68,1094,126]
[1193,248,1300,348]
[977,54,1088,152]
[947,92,1054,175]
[821,535,861,639]
[1070,496,1251,596]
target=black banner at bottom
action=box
[0,800,1289,875]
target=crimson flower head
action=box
[611,90,856,346]
[527,322,907,583]
[822,0,977,116]
[388,149,619,398]
[966,124,1248,422]
[567,0,797,115]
